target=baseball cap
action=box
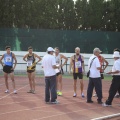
[47,47,55,52]
[93,48,102,53]
[113,51,120,58]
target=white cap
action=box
[93,48,102,53]
[47,47,55,52]
[113,51,120,58]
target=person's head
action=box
[5,46,11,54]
[28,46,33,54]
[54,47,60,55]
[75,47,80,55]
[113,51,120,60]
[113,48,120,53]
[47,47,55,55]
[93,48,102,56]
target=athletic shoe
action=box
[51,100,59,104]
[102,103,111,107]
[5,89,9,93]
[57,91,60,95]
[98,101,103,104]
[73,93,77,97]
[27,90,32,93]
[93,93,97,97]
[81,93,85,98]
[58,92,62,96]
[114,94,120,98]
[13,90,17,94]
[87,100,93,103]
[32,90,36,94]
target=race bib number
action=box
[75,61,81,68]
[5,57,12,62]
[27,60,32,67]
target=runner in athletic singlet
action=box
[69,47,85,98]
[0,46,17,94]
[54,47,68,96]
[23,46,42,94]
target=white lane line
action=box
[91,113,120,120]
[0,84,29,100]
[32,106,113,120]
[0,100,89,116]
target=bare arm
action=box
[81,55,85,72]
[61,54,68,67]
[52,65,60,69]
[23,54,28,62]
[102,57,109,70]
[34,54,42,64]
[0,55,4,67]
[12,53,17,70]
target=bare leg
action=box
[4,72,9,90]
[57,74,62,92]
[31,72,35,91]
[80,79,84,95]
[10,72,16,90]
[73,80,77,94]
[27,72,32,90]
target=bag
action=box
[87,57,96,78]
[87,70,90,78]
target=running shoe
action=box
[81,93,85,98]
[93,93,97,97]
[57,91,60,95]
[32,90,36,94]
[58,92,62,96]
[27,90,33,93]
[73,93,77,97]
[13,90,17,94]
[51,100,59,104]
[102,103,111,107]
[114,94,120,98]
[5,89,9,93]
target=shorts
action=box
[3,65,14,74]
[27,70,35,73]
[73,73,83,80]
[56,71,62,76]
[101,73,104,79]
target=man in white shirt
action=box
[87,48,102,104]
[42,47,59,104]
[103,51,120,106]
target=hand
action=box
[11,67,15,70]
[106,71,112,74]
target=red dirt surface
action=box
[0,76,120,120]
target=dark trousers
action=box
[45,75,57,102]
[87,77,102,101]
[106,76,120,105]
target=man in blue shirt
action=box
[0,46,17,94]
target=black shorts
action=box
[56,71,62,76]
[73,73,83,80]
[101,73,104,79]
[3,65,14,74]
[27,70,35,73]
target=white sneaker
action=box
[81,93,85,98]
[93,93,97,97]
[73,93,77,97]
[51,100,59,104]
[13,90,17,94]
[102,103,111,107]
[5,89,9,93]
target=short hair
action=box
[28,46,33,50]
[5,46,11,50]
[75,47,80,50]
[55,47,60,51]
[113,48,120,52]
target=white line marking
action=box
[91,113,120,120]
[0,84,29,100]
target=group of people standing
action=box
[0,46,120,106]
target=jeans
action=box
[45,75,57,102]
[87,77,102,101]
